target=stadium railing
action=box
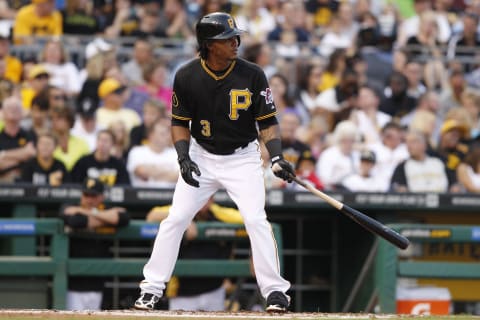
[375,223,480,313]
[0,218,283,310]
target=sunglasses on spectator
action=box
[35,74,49,80]
[52,95,67,101]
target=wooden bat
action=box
[291,176,410,249]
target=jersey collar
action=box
[201,59,236,81]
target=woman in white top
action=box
[40,39,81,96]
[457,144,480,193]
[316,120,361,190]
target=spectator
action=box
[21,64,51,114]
[121,38,154,86]
[0,0,17,20]
[296,114,330,160]
[20,132,69,185]
[71,105,101,152]
[379,71,418,120]
[456,143,480,193]
[108,120,130,161]
[78,37,116,87]
[403,60,427,99]
[317,48,347,93]
[368,122,409,191]
[341,149,385,192]
[96,78,141,132]
[404,10,448,91]
[286,151,323,191]
[390,130,450,193]
[146,196,243,311]
[316,120,360,190]
[447,12,480,73]
[295,62,323,112]
[50,104,90,171]
[461,88,480,140]
[129,99,167,148]
[61,0,101,35]
[280,110,311,169]
[130,9,163,38]
[104,66,150,118]
[242,42,277,79]
[13,0,63,44]
[24,91,51,140]
[0,96,36,182]
[71,129,130,186]
[268,0,310,43]
[269,73,309,125]
[0,30,22,84]
[103,0,140,38]
[235,0,276,43]
[39,39,81,96]
[396,0,451,46]
[127,120,179,188]
[136,60,173,114]
[305,0,338,32]
[438,68,468,120]
[349,85,391,145]
[400,90,442,142]
[408,109,438,154]
[159,0,193,39]
[436,119,470,180]
[317,14,353,58]
[61,178,129,311]
[313,68,359,130]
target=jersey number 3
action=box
[229,89,252,120]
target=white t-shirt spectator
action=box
[44,62,81,95]
[316,145,359,189]
[127,145,178,188]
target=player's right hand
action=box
[178,156,201,188]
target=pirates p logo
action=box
[227,18,234,28]
[172,92,179,108]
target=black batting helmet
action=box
[196,12,244,56]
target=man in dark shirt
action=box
[60,178,129,310]
[129,99,166,148]
[20,132,69,185]
[0,96,35,182]
[71,129,130,186]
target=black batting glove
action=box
[178,155,201,188]
[271,157,295,183]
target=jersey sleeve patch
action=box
[260,87,274,105]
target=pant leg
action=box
[219,142,290,298]
[140,148,220,296]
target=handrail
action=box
[0,218,284,310]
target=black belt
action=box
[199,141,251,155]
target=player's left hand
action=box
[271,158,295,183]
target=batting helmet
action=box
[196,12,244,47]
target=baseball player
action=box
[134,12,295,313]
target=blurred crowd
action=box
[0,0,480,194]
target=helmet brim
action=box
[209,28,245,40]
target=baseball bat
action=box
[291,176,410,249]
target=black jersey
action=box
[172,58,278,155]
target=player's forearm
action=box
[171,125,190,144]
[259,124,280,143]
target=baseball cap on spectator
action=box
[85,38,113,60]
[82,178,105,196]
[440,119,468,138]
[360,150,376,163]
[29,64,50,80]
[98,78,126,99]
[296,151,317,168]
